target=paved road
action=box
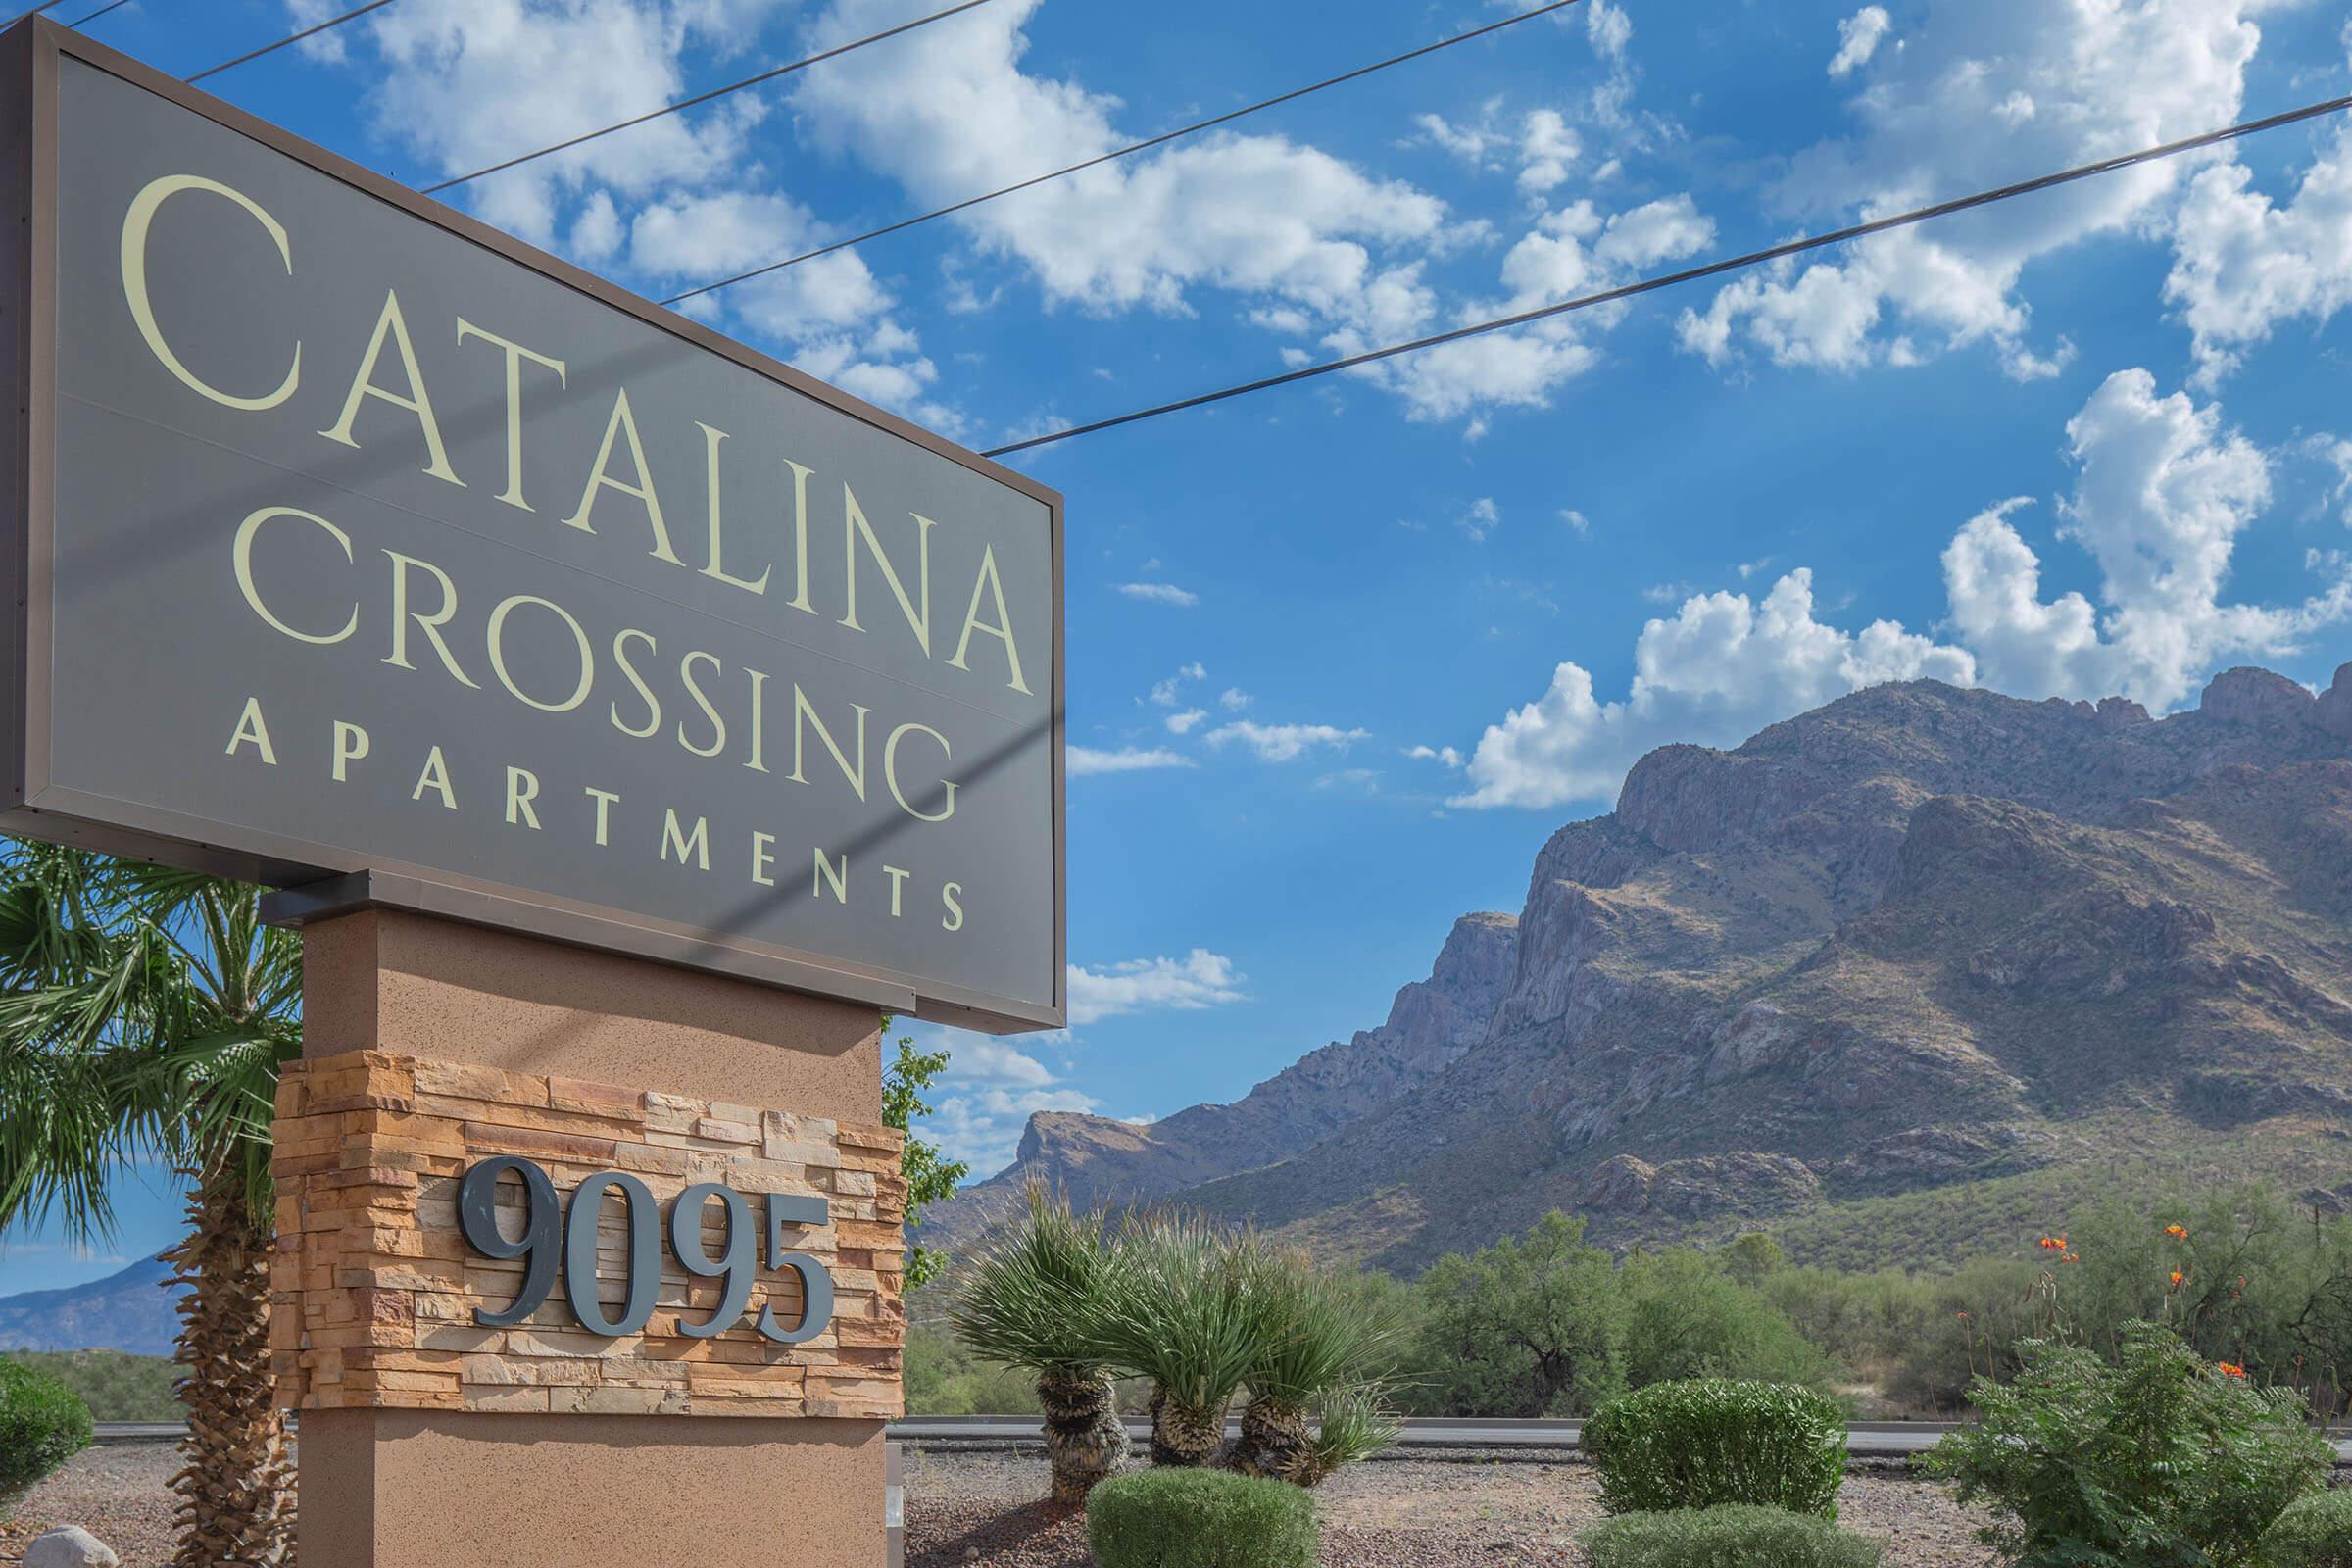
[98,1416,2352,1460]
[893,1415,1954,1456]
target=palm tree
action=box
[0,841,301,1566]
[947,1184,1131,1502]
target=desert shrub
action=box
[1411,1212,1624,1417]
[1227,1246,1403,1485]
[947,1185,1129,1500]
[1085,1214,1269,1468]
[2,1349,178,1423]
[2263,1489,2352,1568]
[1922,1322,2329,1567]
[1086,1467,1316,1568]
[1581,1504,1886,1568]
[903,1316,1042,1415]
[1616,1250,1831,1392]
[0,1357,93,1515]
[1584,1379,1846,1519]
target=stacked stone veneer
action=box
[270,1050,906,1419]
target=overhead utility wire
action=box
[186,0,398,82]
[980,89,2352,458]
[661,0,1589,307]
[6,2,67,24]
[65,0,133,24]
[422,0,1001,195]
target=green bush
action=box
[3,1349,179,1423]
[0,1357,93,1515]
[1922,1323,2328,1567]
[1584,1379,1846,1519]
[1085,1467,1316,1568]
[1582,1504,1886,1568]
[2264,1489,2352,1568]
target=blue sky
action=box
[9,0,2352,1295]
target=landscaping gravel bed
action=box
[0,1443,179,1567]
[903,1448,2000,1567]
[1,1443,2000,1567]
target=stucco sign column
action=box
[0,17,1064,1566]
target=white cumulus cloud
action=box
[1117,582,1200,607]
[1944,368,2349,708]
[1066,951,1247,1026]
[1206,721,1373,763]
[1679,0,2277,381]
[1069,746,1196,776]
[1830,6,1893,77]
[1450,366,2352,810]
[1452,570,1975,809]
[2166,113,2352,387]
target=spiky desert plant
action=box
[1228,1250,1405,1485]
[1300,1385,1404,1486]
[948,1183,1131,1502]
[1088,1213,1269,1468]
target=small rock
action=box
[26,1526,121,1568]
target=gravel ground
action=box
[0,1444,179,1568]
[902,1449,2000,1568]
[0,1443,1999,1568]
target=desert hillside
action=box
[924,663,2352,1271]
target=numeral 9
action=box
[670,1183,754,1340]
[458,1156,561,1328]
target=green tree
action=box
[1617,1248,1829,1392]
[1413,1212,1624,1416]
[0,843,298,1565]
[881,1017,968,1288]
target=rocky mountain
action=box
[927,663,2352,1272]
[0,1254,180,1355]
[919,911,1518,1256]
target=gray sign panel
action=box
[0,23,1065,1030]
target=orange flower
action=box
[2061,1252,2080,1264]
[2165,1224,2189,1240]
[2218,1362,2247,1379]
[2170,1270,2187,1287]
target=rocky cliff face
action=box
[917,912,1517,1255]
[929,663,2352,1272]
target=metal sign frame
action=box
[0,17,1066,1033]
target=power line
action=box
[185,0,397,84]
[6,2,68,24]
[661,0,1589,308]
[980,89,2352,459]
[422,0,1002,196]
[65,0,134,24]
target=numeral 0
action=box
[455,1157,837,1342]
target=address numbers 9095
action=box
[456,1155,835,1343]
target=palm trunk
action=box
[1228,1396,1313,1484]
[169,1167,294,1567]
[1148,1388,1225,1467]
[1035,1366,1126,1503]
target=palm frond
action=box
[0,840,299,1243]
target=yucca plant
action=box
[948,1184,1131,1502]
[1228,1248,1405,1485]
[1087,1213,1269,1468]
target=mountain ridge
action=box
[923,662,2352,1271]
